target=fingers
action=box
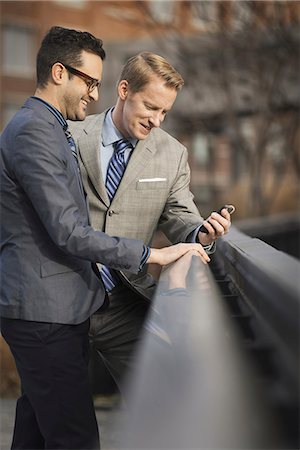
[187,248,210,264]
[200,220,218,239]
[148,243,211,266]
[201,210,231,238]
[210,211,231,235]
[178,243,210,264]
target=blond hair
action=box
[118,52,184,92]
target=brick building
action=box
[1,0,299,217]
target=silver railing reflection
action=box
[118,252,279,450]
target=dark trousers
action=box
[90,286,149,392]
[1,317,99,450]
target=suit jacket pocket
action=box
[136,179,168,190]
[40,260,83,277]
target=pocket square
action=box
[138,178,167,183]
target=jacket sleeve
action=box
[12,117,144,273]
[158,145,204,244]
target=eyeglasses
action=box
[60,62,101,93]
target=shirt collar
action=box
[31,96,67,130]
[102,108,138,149]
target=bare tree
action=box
[107,0,299,217]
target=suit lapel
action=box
[112,133,157,203]
[77,113,110,207]
[77,112,157,206]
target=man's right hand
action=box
[148,243,210,266]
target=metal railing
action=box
[117,233,300,449]
[212,226,300,448]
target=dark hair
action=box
[36,26,106,88]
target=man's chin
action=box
[136,128,151,140]
[74,111,87,122]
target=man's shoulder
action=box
[151,127,186,152]
[2,100,55,140]
[68,112,105,137]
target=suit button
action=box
[108,210,114,216]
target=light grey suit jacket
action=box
[69,111,203,300]
[0,99,144,324]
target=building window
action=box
[192,132,210,167]
[54,0,86,8]
[231,2,252,31]
[148,1,175,24]
[190,1,218,32]
[2,24,35,78]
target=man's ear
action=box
[51,62,66,86]
[118,80,129,100]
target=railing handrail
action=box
[216,226,299,392]
[118,251,280,449]
[221,225,299,295]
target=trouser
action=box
[0,317,100,450]
[89,285,150,393]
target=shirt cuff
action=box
[139,245,151,271]
[186,226,216,254]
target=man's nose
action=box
[89,86,99,102]
[150,111,164,128]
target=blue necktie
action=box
[106,139,131,201]
[101,139,133,291]
[64,126,78,162]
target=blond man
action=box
[69,52,231,389]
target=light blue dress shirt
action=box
[100,108,137,182]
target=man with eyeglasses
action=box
[0,27,209,450]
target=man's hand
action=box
[148,243,210,266]
[198,208,231,246]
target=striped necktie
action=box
[64,126,78,162]
[101,139,133,291]
[106,138,132,201]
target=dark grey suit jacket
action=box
[0,98,144,324]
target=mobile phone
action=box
[199,204,235,234]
